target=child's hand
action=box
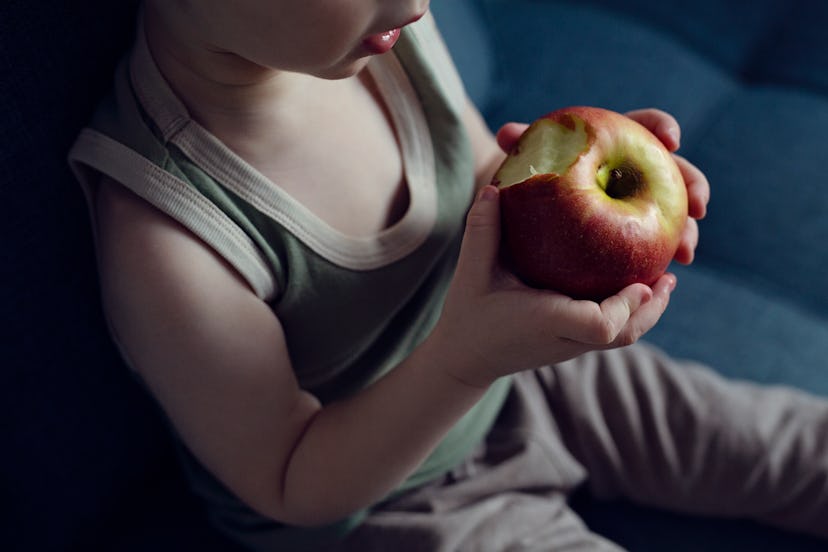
[496,108,710,265]
[432,185,676,388]
[624,108,709,264]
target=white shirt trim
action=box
[129,19,438,271]
[68,128,277,301]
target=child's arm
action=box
[95,178,489,526]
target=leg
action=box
[538,343,828,538]
[339,492,625,552]
[336,372,626,551]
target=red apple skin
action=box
[499,173,679,300]
[495,106,688,301]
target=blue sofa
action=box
[3,0,826,550]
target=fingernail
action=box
[669,128,681,149]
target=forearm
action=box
[277,332,491,526]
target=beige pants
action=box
[337,343,828,551]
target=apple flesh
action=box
[493,106,688,301]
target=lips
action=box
[361,28,401,54]
[361,11,426,55]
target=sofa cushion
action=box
[686,89,828,314]
[475,1,739,147]
[648,264,828,396]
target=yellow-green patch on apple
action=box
[493,106,688,301]
[495,116,589,187]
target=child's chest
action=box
[251,77,411,238]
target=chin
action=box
[314,57,372,80]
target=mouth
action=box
[361,28,402,54]
[361,11,426,55]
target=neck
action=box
[142,3,319,137]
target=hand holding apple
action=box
[433,180,677,387]
[492,106,689,301]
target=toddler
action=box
[68,1,828,550]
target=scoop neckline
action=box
[129,24,437,271]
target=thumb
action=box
[496,122,529,153]
[455,185,501,288]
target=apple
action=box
[492,106,688,301]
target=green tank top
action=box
[69,13,511,550]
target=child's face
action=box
[179,0,431,79]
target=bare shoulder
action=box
[93,175,258,323]
[92,175,319,520]
[93,175,258,358]
[91,174,298,396]
[94,175,248,291]
[91,173,290,384]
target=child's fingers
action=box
[614,273,676,346]
[674,218,699,265]
[542,283,653,345]
[674,154,709,219]
[625,108,681,152]
[495,122,529,153]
